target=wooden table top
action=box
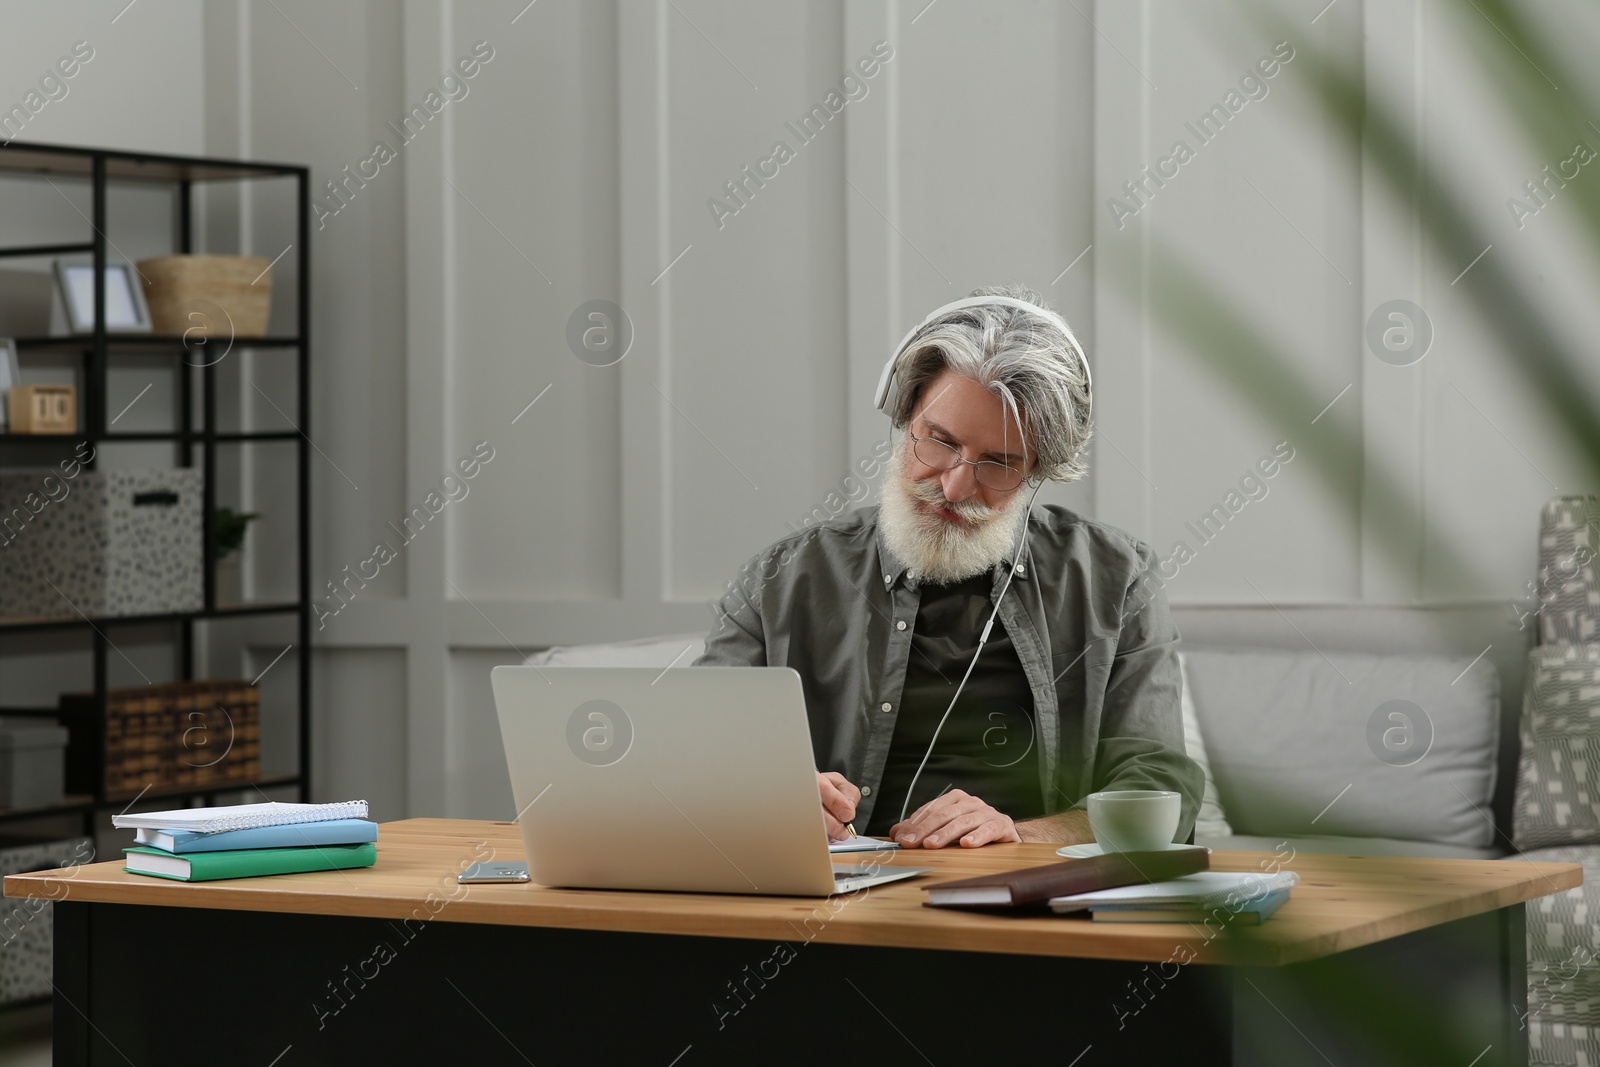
[5,818,1582,967]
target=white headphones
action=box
[872,295,1093,420]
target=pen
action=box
[846,822,858,838]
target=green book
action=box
[123,841,377,882]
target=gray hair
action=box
[886,284,1093,482]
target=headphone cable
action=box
[896,478,1045,826]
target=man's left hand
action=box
[889,789,1019,848]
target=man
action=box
[694,285,1202,848]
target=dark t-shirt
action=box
[866,569,1044,835]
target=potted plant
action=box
[214,507,259,607]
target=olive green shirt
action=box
[692,504,1203,840]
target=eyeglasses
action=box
[906,430,1025,492]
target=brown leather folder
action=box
[924,847,1211,908]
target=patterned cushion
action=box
[1515,645,1600,850]
[1529,1022,1600,1067]
[1519,498,1600,1065]
[1536,497,1600,645]
[1519,843,1600,1065]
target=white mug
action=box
[1087,789,1181,852]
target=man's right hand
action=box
[817,771,861,842]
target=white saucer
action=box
[1056,842,1207,859]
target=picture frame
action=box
[0,337,18,430]
[52,256,152,334]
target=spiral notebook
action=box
[112,800,369,835]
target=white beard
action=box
[877,443,1031,584]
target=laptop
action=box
[489,665,929,896]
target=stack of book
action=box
[112,800,377,882]
[921,850,1298,926]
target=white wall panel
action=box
[655,2,850,598]
[213,0,410,610]
[449,0,625,602]
[1410,0,1600,602]
[1098,0,1364,604]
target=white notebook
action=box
[112,800,369,835]
[1049,870,1299,913]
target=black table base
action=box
[52,900,1525,1066]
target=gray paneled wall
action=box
[218,0,1600,819]
[10,0,1592,822]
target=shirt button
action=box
[883,574,892,583]
[1016,564,1027,576]
[895,620,907,631]
[861,786,872,796]
[880,702,892,713]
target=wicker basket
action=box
[59,679,262,799]
[136,254,273,338]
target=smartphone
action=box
[457,861,530,884]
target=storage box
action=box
[0,834,95,1005]
[60,679,261,800]
[0,467,203,618]
[0,718,68,808]
[6,384,76,433]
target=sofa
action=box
[522,498,1600,1065]
[523,622,1514,862]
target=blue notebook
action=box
[133,818,378,854]
[1089,887,1292,924]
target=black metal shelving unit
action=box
[0,140,312,836]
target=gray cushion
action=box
[1183,647,1501,849]
[1177,651,1234,838]
[1515,644,1600,850]
[1199,832,1503,861]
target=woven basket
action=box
[136,254,273,338]
[59,679,262,799]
